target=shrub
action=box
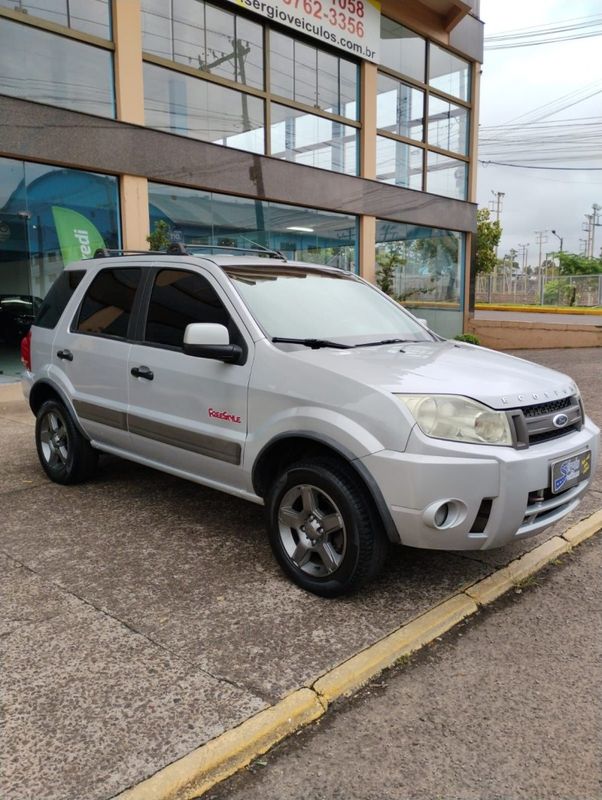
[454,333,480,345]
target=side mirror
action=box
[183,323,243,364]
[415,317,428,327]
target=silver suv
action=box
[21,247,599,596]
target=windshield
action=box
[224,267,434,344]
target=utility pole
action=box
[518,243,529,272]
[592,204,601,259]
[489,191,505,272]
[534,230,548,272]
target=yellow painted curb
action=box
[475,304,602,316]
[313,594,477,705]
[464,537,570,606]
[115,689,325,800]
[506,536,572,584]
[561,509,602,546]
[464,568,515,606]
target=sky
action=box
[476,0,602,264]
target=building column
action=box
[359,215,377,284]
[359,60,378,282]
[112,0,149,249]
[360,61,378,180]
[464,56,482,331]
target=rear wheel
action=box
[266,458,388,597]
[35,399,98,485]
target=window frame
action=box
[135,266,249,362]
[71,267,144,342]
[376,15,473,197]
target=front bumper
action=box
[360,417,599,550]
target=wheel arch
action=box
[252,432,400,544]
[29,380,89,439]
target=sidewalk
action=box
[1,348,601,800]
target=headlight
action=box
[396,394,513,446]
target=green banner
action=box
[51,206,106,264]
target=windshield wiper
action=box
[353,338,422,348]
[272,337,351,350]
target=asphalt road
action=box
[206,533,602,800]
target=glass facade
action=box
[142,0,264,89]
[426,152,468,201]
[429,44,471,102]
[144,63,265,152]
[427,95,469,156]
[379,18,425,82]
[140,0,360,174]
[376,15,471,200]
[270,104,357,175]
[148,183,357,270]
[270,31,358,118]
[375,220,464,337]
[376,137,423,189]
[0,156,120,309]
[0,18,115,117]
[0,0,111,38]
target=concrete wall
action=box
[467,318,602,350]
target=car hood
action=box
[287,340,577,410]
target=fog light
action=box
[434,503,449,527]
[423,499,467,530]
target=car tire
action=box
[266,458,388,597]
[35,399,98,485]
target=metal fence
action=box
[475,273,602,307]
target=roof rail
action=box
[167,243,287,261]
[93,248,167,258]
[93,245,287,261]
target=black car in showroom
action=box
[0,294,42,346]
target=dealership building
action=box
[0,0,483,361]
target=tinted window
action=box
[145,270,229,348]
[75,269,141,338]
[35,270,85,329]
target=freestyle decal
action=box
[209,408,242,424]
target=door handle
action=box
[57,349,73,361]
[131,365,154,381]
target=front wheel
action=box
[35,399,98,485]
[266,458,388,597]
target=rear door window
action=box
[74,268,141,339]
[35,270,85,329]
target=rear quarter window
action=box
[35,270,86,329]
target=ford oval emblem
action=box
[553,413,569,428]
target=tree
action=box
[147,219,171,251]
[555,251,602,276]
[475,208,501,274]
[376,246,406,296]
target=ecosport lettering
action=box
[208,408,242,424]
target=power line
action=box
[479,160,602,171]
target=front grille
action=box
[522,397,572,418]
[508,395,583,448]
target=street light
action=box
[551,229,563,253]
